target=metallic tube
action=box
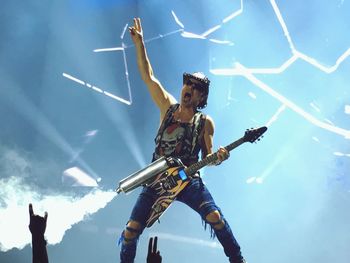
[116,156,169,194]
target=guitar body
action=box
[146,166,190,227]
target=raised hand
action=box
[147,236,162,263]
[129,17,143,44]
[29,203,48,238]
[29,203,49,263]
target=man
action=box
[119,18,245,263]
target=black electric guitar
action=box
[145,126,267,227]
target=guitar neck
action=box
[185,137,246,176]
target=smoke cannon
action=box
[115,156,181,194]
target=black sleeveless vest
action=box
[152,104,206,167]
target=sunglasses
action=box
[184,79,205,90]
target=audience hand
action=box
[29,203,48,238]
[29,203,49,263]
[147,236,162,263]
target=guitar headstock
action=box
[243,126,267,143]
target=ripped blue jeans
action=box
[119,177,243,263]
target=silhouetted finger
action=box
[44,211,48,222]
[148,237,153,253]
[29,203,34,217]
[153,236,158,254]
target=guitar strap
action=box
[190,112,206,157]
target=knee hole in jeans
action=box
[123,220,141,243]
[205,210,225,230]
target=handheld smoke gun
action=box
[115,156,181,194]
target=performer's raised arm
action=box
[129,18,176,119]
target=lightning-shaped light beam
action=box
[235,63,350,139]
[171,0,243,43]
[270,0,296,51]
[93,47,124,53]
[211,0,350,75]
[222,0,244,24]
[171,10,184,28]
[62,73,131,105]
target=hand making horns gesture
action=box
[29,203,48,237]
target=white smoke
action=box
[0,145,116,252]
[0,176,116,252]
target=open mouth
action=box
[184,92,191,100]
